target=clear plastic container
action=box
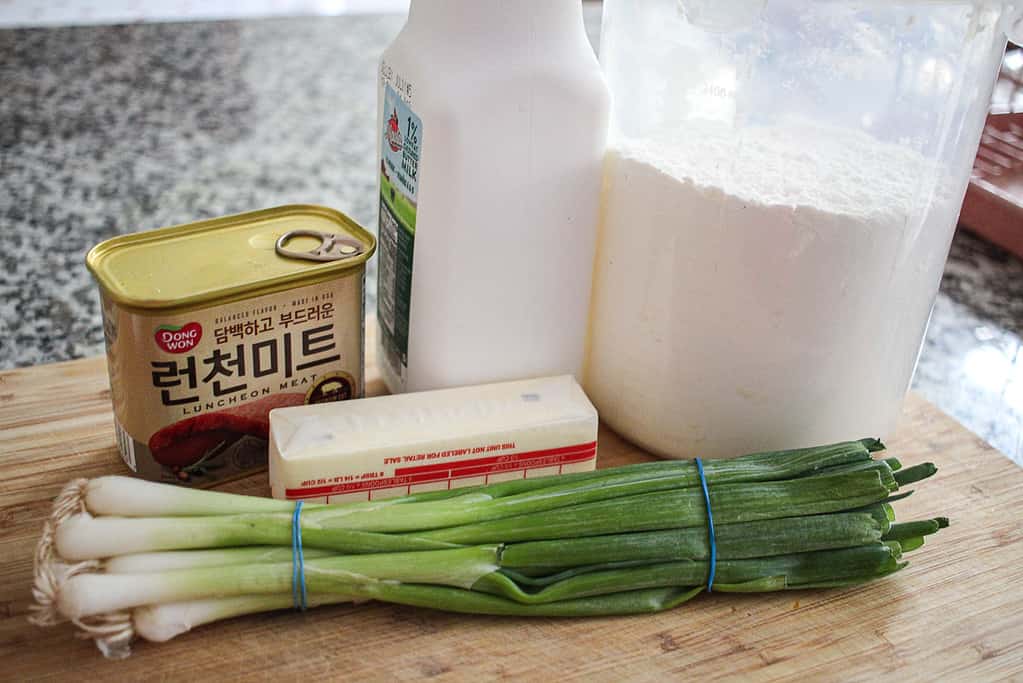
[586,0,1022,459]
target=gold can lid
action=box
[86,205,376,311]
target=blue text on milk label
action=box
[377,83,421,388]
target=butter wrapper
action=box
[269,375,598,502]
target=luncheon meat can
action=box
[86,205,376,486]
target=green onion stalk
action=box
[29,439,946,659]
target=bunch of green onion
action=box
[31,438,946,659]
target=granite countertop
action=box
[0,14,399,362]
[1,9,1021,463]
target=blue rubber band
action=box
[694,458,716,592]
[292,500,308,611]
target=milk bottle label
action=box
[377,83,422,386]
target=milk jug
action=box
[375,0,610,393]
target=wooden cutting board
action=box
[1,335,1022,681]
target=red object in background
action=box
[961,113,1023,259]
[960,45,1023,260]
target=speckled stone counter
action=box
[1,9,1021,463]
[915,231,1023,462]
[0,15,400,365]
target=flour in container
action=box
[585,123,959,458]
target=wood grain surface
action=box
[1,334,1022,681]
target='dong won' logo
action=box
[155,322,203,353]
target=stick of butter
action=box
[269,375,598,502]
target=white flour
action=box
[585,124,958,458]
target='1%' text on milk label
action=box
[377,82,422,391]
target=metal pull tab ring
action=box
[275,230,364,262]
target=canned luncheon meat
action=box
[86,205,376,486]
